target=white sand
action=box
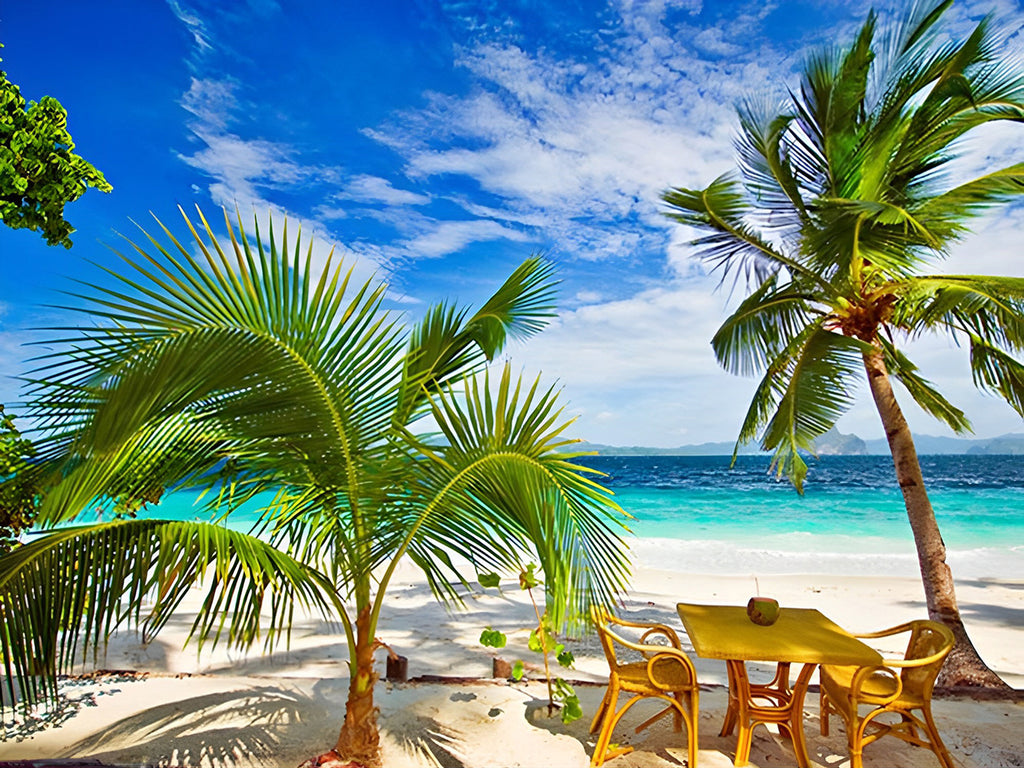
[2,563,1022,767]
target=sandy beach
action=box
[2,561,1022,767]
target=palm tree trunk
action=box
[334,604,382,768]
[863,347,1009,689]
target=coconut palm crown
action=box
[663,0,1024,687]
[0,206,632,766]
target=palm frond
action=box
[662,175,826,288]
[916,164,1024,226]
[825,11,876,192]
[969,336,1024,416]
[711,275,821,376]
[759,326,868,492]
[396,256,557,424]
[734,99,807,229]
[902,275,1024,350]
[879,339,970,432]
[26,208,409,522]
[377,364,631,633]
[0,520,334,717]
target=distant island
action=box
[577,428,1024,456]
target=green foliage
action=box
[477,572,502,589]
[0,51,111,247]
[552,678,582,724]
[479,627,507,648]
[556,645,575,667]
[2,206,631,743]
[477,564,584,724]
[0,405,39,552]
[663,0,1024,491]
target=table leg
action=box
[723,661,817,768]
[726,660,755,767]
[720,661,740,737]
[787,663,817,768]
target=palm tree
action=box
[0,206,632,766]
[663,0,1024,688]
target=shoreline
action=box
[2,564,1021,766]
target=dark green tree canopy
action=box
[0,405,39,552]
[0,51,111,248]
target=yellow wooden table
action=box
[677,602,882,768]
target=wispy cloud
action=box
[403,219,531,259]
[168,3,388,288]
[162,0,1024,444]
[332,175,431,207]
[366,5,790,266]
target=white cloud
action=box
[181,77,238,130]
[162,0,1024,446]
[367,13,782,263]
[403,219,531,259]
[181,130,317,205]
[333,175,431,207]
[167,0,212,51]
[503,276,761,445]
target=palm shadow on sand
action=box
[60,680,467,768]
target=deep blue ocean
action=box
[142,454,1023,579]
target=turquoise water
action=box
[136,455,1024,579]
[590,455,1024,578]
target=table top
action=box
[676,602,883,667]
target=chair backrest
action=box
[901,620,954,696]
[591,605,622,671]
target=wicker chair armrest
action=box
[639,624,682,649]
[602,625,682,656]
[646,649,697,692]
[600,611,682,649]
[850,664,902,706]
[883,647,950,668]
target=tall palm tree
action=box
[0,207,631,766]
[663,0,1024,688]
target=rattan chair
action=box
[819,620,955,768]
[590,606,699,767]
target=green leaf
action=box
[528,627,545,654]
[512,660,525,681]
[760,326,867,492]
[556,647,575,668]
[479,627,508,649]
[0,519,333,717]
[519,562,541,590]
[969,336,1024,417]
[477,572,502,589]
[0,74,111,247]
[553,678,583,724]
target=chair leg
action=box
[591,685,639,767]
[689,689,700,768]
[819,687,831,736]
[590,686,613,735]
[921,707,956,768]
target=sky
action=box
[2,0,1023,448]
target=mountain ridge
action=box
[575,430,1024,456]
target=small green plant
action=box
[478,564,582,723]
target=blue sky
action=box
[2,0,1023,447]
